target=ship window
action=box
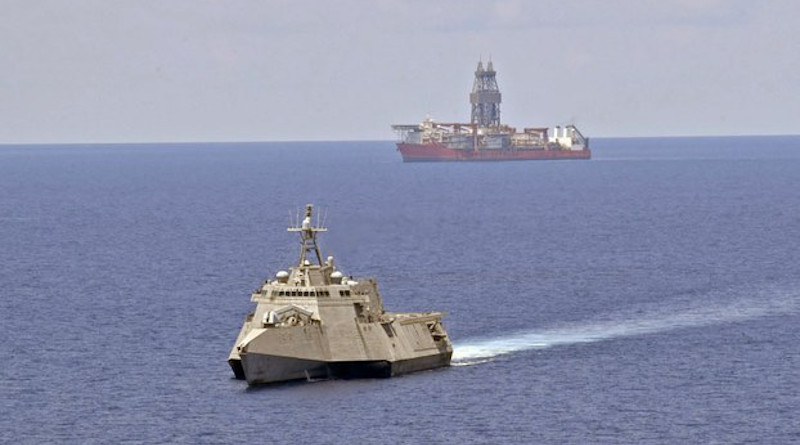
[310,291,316,297]
[291,290,297,297]
[302,291,309,297]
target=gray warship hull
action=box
[232,350,452,385]
[229,310,452,385]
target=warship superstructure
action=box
[392,60,591,162]
[228,205,452,385]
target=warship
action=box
[228,204,452,385]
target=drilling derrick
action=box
[470,60,502,127]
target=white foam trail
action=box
[450,358,493,367]
[453,287,799,362]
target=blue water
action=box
[2,137,799,443]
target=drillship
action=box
[392,60,591,162]
[228,205,452,385]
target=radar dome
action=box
[275,270,289,283]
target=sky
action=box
[1,0,799,143]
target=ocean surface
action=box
[1,136,799,443]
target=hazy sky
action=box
[2,0,798,143]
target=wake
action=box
[452,285,799,362]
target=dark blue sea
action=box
[2,137,799,443]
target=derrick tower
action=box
[470,60,502,127]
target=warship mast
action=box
[288,204,327,266]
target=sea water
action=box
[1,137,799,443]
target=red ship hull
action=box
[397,143,591,162]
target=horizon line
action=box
[1,133,799,147]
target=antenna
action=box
[287,204,328,266]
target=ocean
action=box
[1,136,799,443]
